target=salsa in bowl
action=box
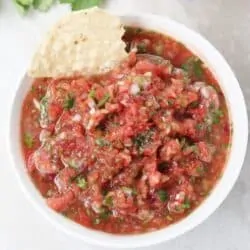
[9,10,248,248]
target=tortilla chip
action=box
[28,7,127,78]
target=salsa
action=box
[21,27,231,234]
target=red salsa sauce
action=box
[21,27,231,234]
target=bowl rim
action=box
[8,10,248,249]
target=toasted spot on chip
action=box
[28,7,128,78]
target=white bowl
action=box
[8,11,248,248]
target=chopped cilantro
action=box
[63,94,75,110]
[182,198,191,209]
[157,189,168,202]
[211,109,224,124]
[182,57,203,78]
[24,133,33,149]
[99,209,111,220]
[133,130,153,152]
[97,93,110,108]
[75,176,87,189]
[95,137,110,147]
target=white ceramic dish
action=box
[8,11,248,248]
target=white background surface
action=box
[0,0,250,249]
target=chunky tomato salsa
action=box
[21,27,231,234]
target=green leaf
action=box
[33,0,55,11]
[75,176,87,189]
[157,189,168,202]
[24,133,34,148]
[63,94,75,110]
[13,0,30,15]
[71,0,103,11]
[97,93,110,108]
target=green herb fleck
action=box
[97,93,110,108]
[95,137,110,147]
[133,130,153,152]
[75,176,87,189]
[182,198,191,209]
[182,57,203,78]
[24,133,33,149]
[157,189,168,202]
[63,94,75,110]
[211,109,224,124]
[189,100,199,108]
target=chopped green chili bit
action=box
[182,56,203,78]
[157,189,168,202]
[24,133,34,148]
[133,130,153,152]
[97,93,110,108]
[75,176,87,189]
